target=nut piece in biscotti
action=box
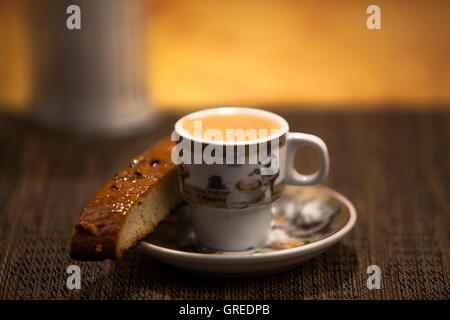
[70,137,182,260]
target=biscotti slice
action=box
[70,137,182,260]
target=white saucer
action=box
[139,185,357,276]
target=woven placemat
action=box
[0,111,448,299]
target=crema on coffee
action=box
[181,113,281,142]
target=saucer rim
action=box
[138,185,357,264]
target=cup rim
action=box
[174,107,289,146]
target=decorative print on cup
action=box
[180,159,285,209]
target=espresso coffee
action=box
[181,113,280,142]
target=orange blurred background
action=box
[1,0,450,112]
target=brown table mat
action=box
[0,110,448,299]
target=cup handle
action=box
[285,132,329,186]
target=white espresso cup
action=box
[172,107,329,251]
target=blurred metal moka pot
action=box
[27,0,154,135]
